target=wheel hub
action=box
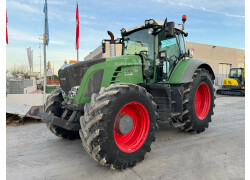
[194,83,211,120]
[114,102,150,153]
[115,115,134,135]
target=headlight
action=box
[68,86,79,98]
[148,28,154,34]
[149,19,155,25]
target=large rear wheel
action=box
[180,68,215,133]
[79,84,158,170]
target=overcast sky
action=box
[6,0,245,74]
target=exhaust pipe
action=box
[107,31,116,57]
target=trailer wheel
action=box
[180,68,215,133]
[79,84,158,170]
[45,88,80,140]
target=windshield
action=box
[123,29,154,57]
[123,29,154,78]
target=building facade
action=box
[186,42,245,85]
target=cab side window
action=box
[158,30,180,77]
[176,33,186,55]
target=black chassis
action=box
[140,83,184,122]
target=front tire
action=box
[180,68,215,133]
[79,84,158,170]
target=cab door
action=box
[156,29,185,81]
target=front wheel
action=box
[180,68,215,133]
[79,84,158,170]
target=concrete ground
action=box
[7,95,245,180]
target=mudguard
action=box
[167,58,215,84]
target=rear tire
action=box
[180,68,215,133]
[79,84,158,170]
[45,88,80,140]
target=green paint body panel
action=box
[67,56,207,104]
[63,27,213,105]
[72,55,143,104]
[166,58,195,84]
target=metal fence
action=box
[7,78,33,94]
[215,74,228,86]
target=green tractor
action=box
[45,15,215,170]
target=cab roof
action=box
[121,19,184,36]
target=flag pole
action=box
[43,34,47,111]
[43,0,47,111]
[76,0,79,62]
[77,49,79,62]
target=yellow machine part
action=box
[223,78,239,86]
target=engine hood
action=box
[58,58,106,95]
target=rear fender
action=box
[167,59,215,84]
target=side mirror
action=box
[165,22,175,38]
[102,41,106,53]
[187,48,194,58]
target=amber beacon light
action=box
[182,15,187,22]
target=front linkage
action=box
[44,88,82,139]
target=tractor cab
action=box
[120,16,189,83]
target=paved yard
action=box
[6,95,245,180]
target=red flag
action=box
[6,11,8,44]
[76,3,79,50]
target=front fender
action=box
[167,58,215,84]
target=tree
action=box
[7,64,29,78]
[47,61,51,70]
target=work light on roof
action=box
[121,28,126,35]
[149,19,155,25]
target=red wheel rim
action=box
[114,102,149,153]
[195,83,211,120]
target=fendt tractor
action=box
[44,15,215,170]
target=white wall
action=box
[24,86,37,94]
[7,94,50,106]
